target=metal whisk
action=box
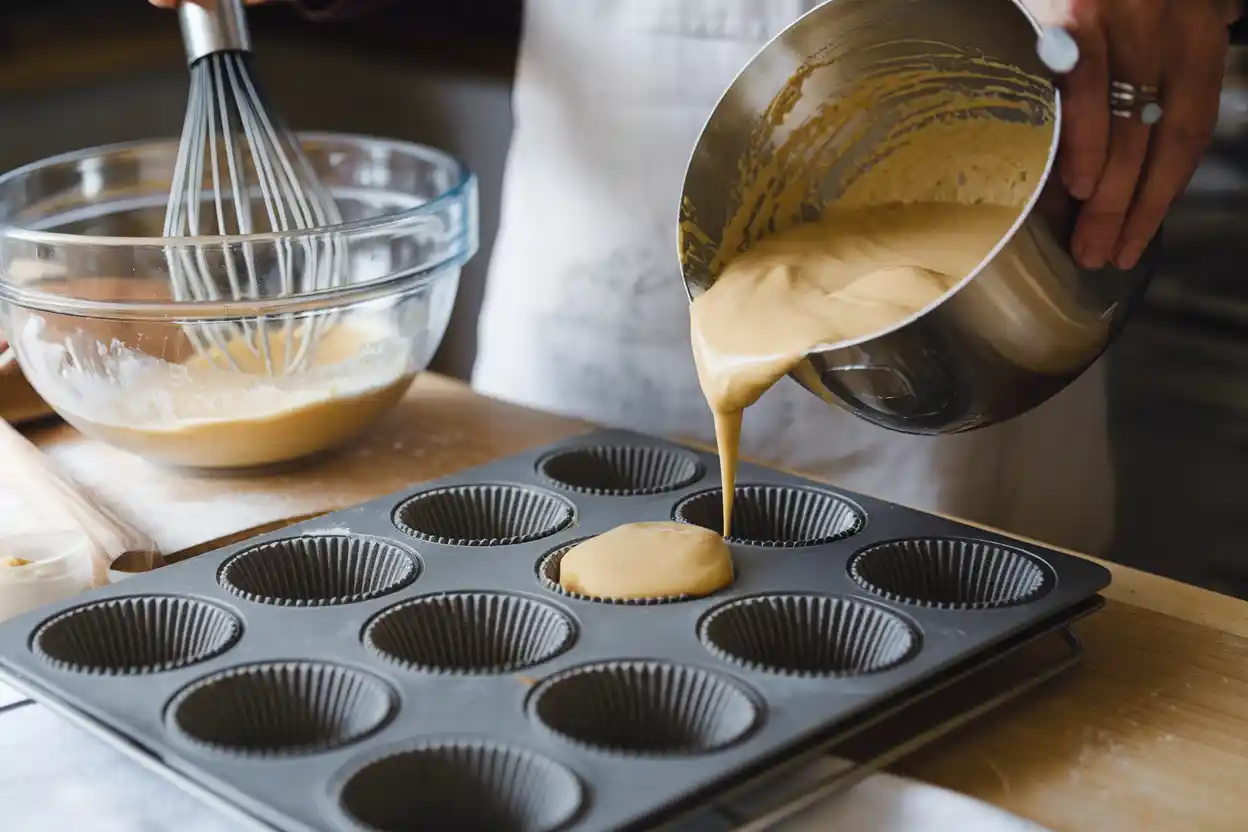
[164,0,345,375]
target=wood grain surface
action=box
[0,375,590,555]
[900,600,1248,831]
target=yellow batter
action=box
[691,201,1026,533]
[55,322,413,469]
[681,47,1057,535]
[557,521,734,600]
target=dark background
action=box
[2,1,1247,597]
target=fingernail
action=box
[1064,173,1095,201]
[1115,241,1144,270]
[1075,242,1107,270]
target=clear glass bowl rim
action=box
[0,132,477,320]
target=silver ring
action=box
[1110,80,1163,125]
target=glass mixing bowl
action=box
[0,133,478,469]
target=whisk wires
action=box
[164,46,346,376]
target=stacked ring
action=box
[1110,80,1164,124]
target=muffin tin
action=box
[0,428,1111,831]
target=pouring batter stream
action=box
[678,41,1057,536]
[690,199,1025,536]
[563,48,1054,576]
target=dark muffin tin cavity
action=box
[336,740,584,832]
[538,444,704,495]
[394,484,574,546]
[699,594,918,677]
[531,661,758,755]
[168,661,394,756]
[363,592,575,674]
[849,537,1053,609]
[219,535,419,607]
[675,485,865,546]
[32,595,241,676]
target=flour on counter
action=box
[39,442,338,555]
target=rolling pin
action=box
[0,417,163,585]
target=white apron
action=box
[472,0,1113,556]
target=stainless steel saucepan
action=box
[678,0,1159,434]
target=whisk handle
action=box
[179,0,253,65]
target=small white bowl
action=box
[0,532,94,622]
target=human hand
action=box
[1059,0,1239,270]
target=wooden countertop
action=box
[7,373,1248,832]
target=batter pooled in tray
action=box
[558,521,734,600]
